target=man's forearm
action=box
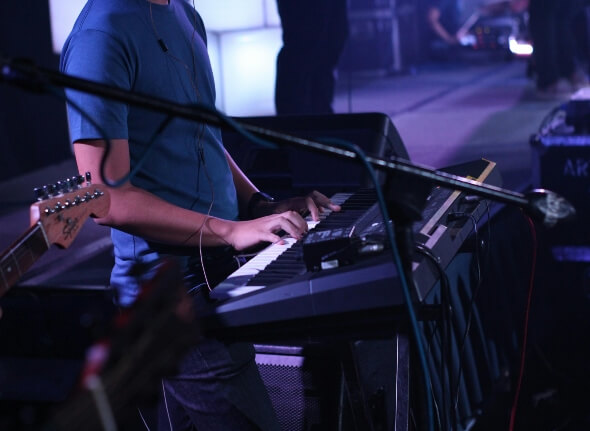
[96,183,234,248]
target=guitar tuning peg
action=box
[46,184,56,197]
[56,180,69,194]
[75,175,85,188]
[85,171,92,185]
[33,186,47,201]
[67,177,78,192]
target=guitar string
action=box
[137,407,152,431]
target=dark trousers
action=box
[275,0,349,114]
[151,330,279,431]
[529,0,581,88]
[142,251,280,430]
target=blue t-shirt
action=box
[61,0,238,305]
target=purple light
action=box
[552,246,590,262]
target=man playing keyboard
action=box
[60,0,340,429]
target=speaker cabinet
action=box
[255,337,410,431]
[531,133,590,246]
[255,344,340,430]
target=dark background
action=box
[0,2,90,183]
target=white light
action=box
[206,32,224,111]
[195,0,265,32]
[48,0,86,54]
[458,34,477,47]
[212,28,283,116]
[508,36,533,56]
[263,0,281,27]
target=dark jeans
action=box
[141,250,280,430]
[529,0,581,88]
[275,0,349,114]
[151,328,279,431]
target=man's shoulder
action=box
[177,1,207,38]
[72,0,143,35]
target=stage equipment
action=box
[531,90,590,246]
[254,340,408,431]
[221,112,409,199]
[340,0,422,73]
[200,159,500,336]
[0,173,109,298]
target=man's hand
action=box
[222,190,342,251]
[224,211,310,251]
[251,190,341,221]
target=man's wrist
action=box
[247,191,275,219]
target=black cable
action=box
[442,260,455,431]
[485,201,492,267]
[100,115,174,188]
[423,319,443,431]
[415,243,454,430]
[447,211,488,418]
[320,137,435,431]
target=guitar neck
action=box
[0,222,50,297]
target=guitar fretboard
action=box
[0,223,50,296]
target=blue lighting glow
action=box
[552,246,590,262]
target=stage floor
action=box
[334,58,567,191]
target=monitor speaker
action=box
[222,113,409,200]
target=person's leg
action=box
[157,338,280,431]
[555,0,587,86]
[142,255,280,431]
[275,0,347,114]
[309,0,349,114]
[529,0,560,89]
[275,0,317,114]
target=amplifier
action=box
[254,340,407,431]
[531,133,590,245]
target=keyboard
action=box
[198,159,501,338]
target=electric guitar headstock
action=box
[29,173,110,249]
[0,172,111,297]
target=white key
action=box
[213,193,352,299]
